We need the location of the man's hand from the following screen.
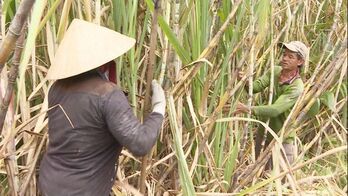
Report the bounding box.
[234,102,251,114]
[237,71,244,81]
[237,71,251,89]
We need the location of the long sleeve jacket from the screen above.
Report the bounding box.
[250,66,304,142]
[39,72,163,196]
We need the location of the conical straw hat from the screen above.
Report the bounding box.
[46,19,135,80]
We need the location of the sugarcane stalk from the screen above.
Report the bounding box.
[255,0,298,67]
[229,2,301,191]
[37,0,64,33]
[232,28,345,196]
[198,0,221,117]
[157,0,170,85]
[139,0,160,193]
[4,149,19,196]
[197,38,251,157]
[1,26,26,196]
[230,18,256,192]
[233,140,274,192]
[247,55,344,192]
[197,0,222,117]
[19,132,47,195]
[238,145,347,195]
[260,3,275,160]
[162,0,182,191]
[230,0,273,189]
[233,40,347,192]
[290,42,346,128]
[209,0,221,41]
[295,19,347,123]
[0,0,35,74]
[291,41,346,126]
[0,25,26,134]
[56,0,72,42]
[171,0,242,98]
[306,0,342,86]
[198,62,250,156]
[83,0,92,22]
[238,0,255,168]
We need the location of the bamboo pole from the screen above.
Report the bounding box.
[139,0,161,193]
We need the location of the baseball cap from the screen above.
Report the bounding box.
[278,41,309,60]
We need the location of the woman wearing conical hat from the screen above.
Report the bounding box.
[38,19,166,195]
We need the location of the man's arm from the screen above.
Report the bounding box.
[252,71,271,93]
[252,83,303,118]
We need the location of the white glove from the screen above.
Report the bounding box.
[151,80,166,116]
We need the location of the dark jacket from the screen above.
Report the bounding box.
[39,72,163,196]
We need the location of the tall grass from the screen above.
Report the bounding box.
[0,0,347,195]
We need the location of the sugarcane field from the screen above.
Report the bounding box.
[0,0,347,195]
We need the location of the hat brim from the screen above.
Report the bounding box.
[46,19,135,80]
[278,42,306,59]
[278,42,298,53]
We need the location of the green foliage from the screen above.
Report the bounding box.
[320,91,336,111]
[168,96,196,195]
[306,98,321,118]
